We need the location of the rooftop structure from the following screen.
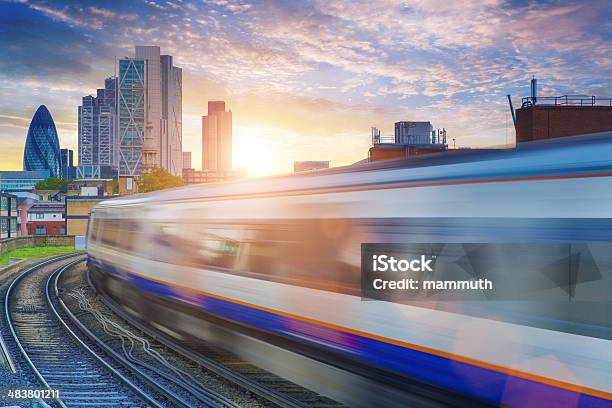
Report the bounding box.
[513,79,612,143]
[369,121,448,162]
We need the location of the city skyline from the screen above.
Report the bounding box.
[1,0,611,176]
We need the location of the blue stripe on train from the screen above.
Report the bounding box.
[90,256,610,407]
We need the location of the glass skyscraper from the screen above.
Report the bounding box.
[118,58,146,177]
[76,46,182,181]
[23,105,61,178]
[77,77,117,179]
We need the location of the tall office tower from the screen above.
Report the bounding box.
[77,77,117,179]
[60,149,76,179]
[133,46,183,176]
[117,58,146,177]
[23,105,62,178]
[182,151,192,169]
[202,101,232,171]
[135,46,161,173]
[161,55,183,175]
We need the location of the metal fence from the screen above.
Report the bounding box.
[522,95,612,107]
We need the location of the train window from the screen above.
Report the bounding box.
[101,218,121,246]
[118,220,142,252]
[186,220,361,295]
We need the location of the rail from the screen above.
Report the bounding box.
[0,253,81,374]
[89,266,310,408]
[4,254,160,407]
[58,262,240,408]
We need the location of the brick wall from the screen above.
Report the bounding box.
[0,236,75,257]
[516,106,612,143]
[26,221,65,236]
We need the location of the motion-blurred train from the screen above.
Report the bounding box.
[87,132,612,407]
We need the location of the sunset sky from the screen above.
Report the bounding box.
[1,0,610,176]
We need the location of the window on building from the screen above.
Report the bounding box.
[36,213,44,219]
[35,226,46,235]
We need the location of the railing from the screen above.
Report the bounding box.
[521,95,612,108]
[372,134,397,144]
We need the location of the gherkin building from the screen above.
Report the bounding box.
[23,105,61,178]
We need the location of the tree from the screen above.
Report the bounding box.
[136,167,184,193]
[35,177,68,190]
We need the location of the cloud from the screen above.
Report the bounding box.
[0,0,611,173]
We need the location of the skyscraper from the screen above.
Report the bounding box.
[202,101,232,172]
[161,54,183,175]
[77,77,117,179]
[182,151,192,169]
[77,46,182,184]
[135,46,160,174]
[23,105,61,178]
[117,58,146,177]
[134,46,183,176]
[60,149,76,179]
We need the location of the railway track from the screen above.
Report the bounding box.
[5,254,156,407]
[5,255,244,407]
[55,264,246,408]
[97,297,340,408]
[80,265,342,408]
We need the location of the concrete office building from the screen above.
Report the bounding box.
[132,46,183,176]
[182,151,192,169]
[160,54,183,175]
[135,46,162,174]
[202,101,232,172]
[77,77,117,179]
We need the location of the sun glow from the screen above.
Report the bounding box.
[233,125,296,177]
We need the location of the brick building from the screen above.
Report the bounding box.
[66,197,105,236]
[26,202,65,236]
[516,104,612,143]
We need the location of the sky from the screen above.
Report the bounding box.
[0,0,610,176]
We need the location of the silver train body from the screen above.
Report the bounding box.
[87,132,612,407]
